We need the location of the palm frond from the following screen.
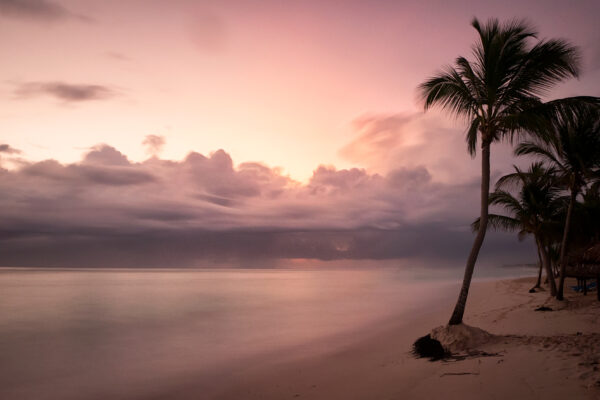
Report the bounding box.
[515,141,564,168]
[419,67,477,119]
[495,170,523,190]
[489,190,523,213]
[539,96,600,126]
[504,39,580,101]
[466,117,480,156]
[471,214,522,233]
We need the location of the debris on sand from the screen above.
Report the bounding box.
[413,334,447,360]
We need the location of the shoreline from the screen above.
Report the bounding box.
[3,272,598,399]
[208,276,600,400]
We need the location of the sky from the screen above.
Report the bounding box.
[0,0,599,268]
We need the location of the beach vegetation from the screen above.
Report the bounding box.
[419,17,582,324]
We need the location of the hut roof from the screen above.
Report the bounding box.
[583,243,600,263]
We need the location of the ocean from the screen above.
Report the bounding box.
[0,266,533,399]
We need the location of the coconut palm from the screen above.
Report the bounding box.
[515,106,600,299]
[419,18,581,324]
[473,163,564,295]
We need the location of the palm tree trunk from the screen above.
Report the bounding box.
[557,188,577,300]
[537,236,557,295]
[448,141,490,325]
[547,245,556,281]
[534,246,542,289]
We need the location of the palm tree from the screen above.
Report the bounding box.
[515,107,600,299]
[473,163,564,295]
[419,18,581,324]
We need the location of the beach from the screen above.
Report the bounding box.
[1,270,598,400]
[212,277,600,400]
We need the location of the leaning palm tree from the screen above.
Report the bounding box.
[419,18,581,324]
[515,106,600,299]
[473,163,564,295]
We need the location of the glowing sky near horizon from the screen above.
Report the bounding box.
[2,0,599,182]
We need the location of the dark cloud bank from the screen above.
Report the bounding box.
[0,143,535,268]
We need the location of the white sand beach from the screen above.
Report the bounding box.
[210,277,600,400]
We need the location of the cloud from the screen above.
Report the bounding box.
[340,113,418,163]
[21,156,156,186]
[0,0,90,22]
[0,144,22,154]
[340,112,532,185]
[142,135,166,156]
[0,144,23,168]
[387,166,431,188]
[0,144,535,268]
[13,81,117,102]
[83,144,130,165]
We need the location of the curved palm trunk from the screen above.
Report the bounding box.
[533,246,543,289]
[536,237,557,295]
[448,142,490,325]
[556,188,577,300]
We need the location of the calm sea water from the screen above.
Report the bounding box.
[0,266,533,399]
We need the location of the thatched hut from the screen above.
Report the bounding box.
[565,243,600,299]
[566,243,600,278]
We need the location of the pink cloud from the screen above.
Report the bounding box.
[340,112,533,185]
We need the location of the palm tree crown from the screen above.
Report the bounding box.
[516,107,600,193]
[485,163,563,237]
[420,18,580,154]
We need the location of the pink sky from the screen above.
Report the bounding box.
[0,0,599,267]
[2,0,599,181]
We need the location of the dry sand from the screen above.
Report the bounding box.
[206,277,600,400]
